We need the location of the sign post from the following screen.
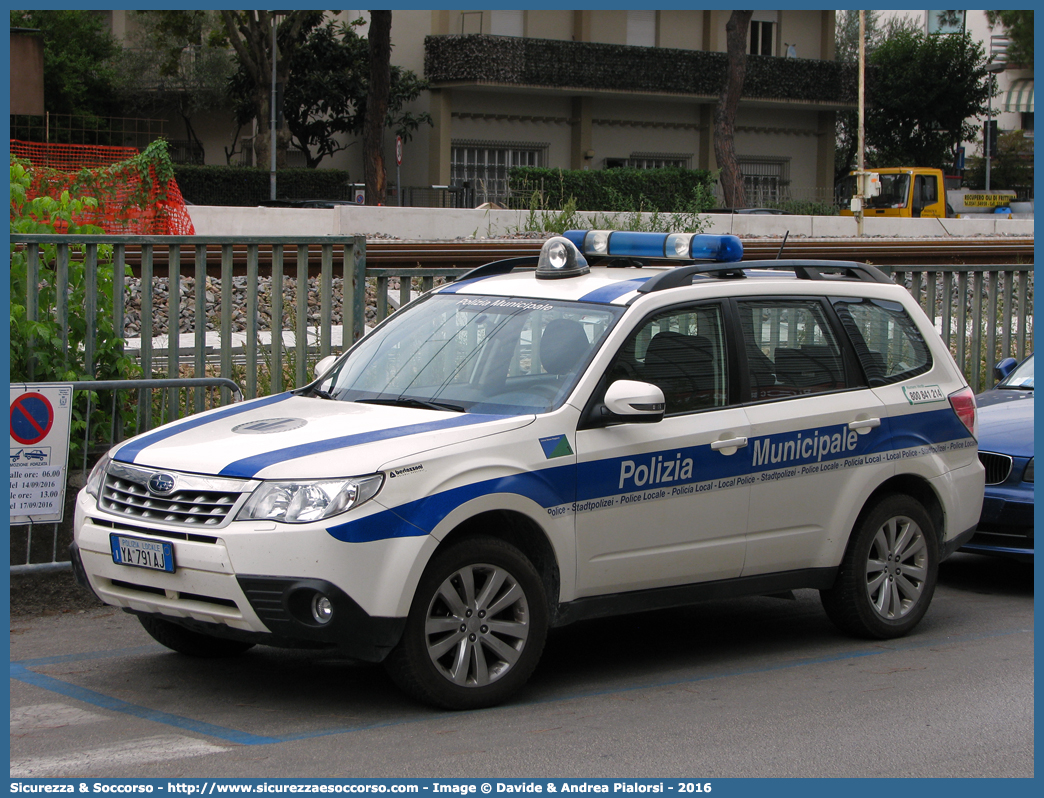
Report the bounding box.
[10,383,74,523]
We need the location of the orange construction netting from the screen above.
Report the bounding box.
[11,140,195,235]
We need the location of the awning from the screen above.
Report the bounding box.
[1004,79,1034,113]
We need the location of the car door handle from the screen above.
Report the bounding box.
[711,436,748,452]
[848,418,881,433]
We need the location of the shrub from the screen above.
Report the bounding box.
[173,164,355,206]
[508,166,715,214]
[10,158,140,459]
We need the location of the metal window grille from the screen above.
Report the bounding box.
[738,157,790,205]
[451,142,545,205]
[627,152,692,169]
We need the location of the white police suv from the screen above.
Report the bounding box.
[72,231,984,709]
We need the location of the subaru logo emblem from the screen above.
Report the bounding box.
[148,473,176,495]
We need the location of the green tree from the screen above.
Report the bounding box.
[363,10,393,204]
[114,11,234,163]
[220,10,326,169]
[713,10,753,209]
[833,11,921,181]
[9,9,122,120]
[986,10,1033,67]
[964,130,1034,191]
[282,17,431,169]
[864,29,991,172]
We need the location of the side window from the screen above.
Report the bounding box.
[832,298,932,386]
[738,299,847,401]
[608,304,728,414]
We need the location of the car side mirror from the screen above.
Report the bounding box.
[598,380,665,424]
[313,354,338,380]
[993,357,1018,382]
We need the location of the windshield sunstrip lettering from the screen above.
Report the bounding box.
[455,297,555,312]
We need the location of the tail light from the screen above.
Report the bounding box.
[948,386,977,438]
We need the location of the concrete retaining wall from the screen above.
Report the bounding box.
[186,204,1034,240]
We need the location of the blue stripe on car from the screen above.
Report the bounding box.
[327,464,575,543]
[218,414,523,478]
[325,407,975,543]
[114,392,293,464]
[578,278,652,304]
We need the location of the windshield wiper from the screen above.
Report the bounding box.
[357,396,466,413]
[311,386,338,400]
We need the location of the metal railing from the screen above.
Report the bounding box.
[882,264,1034,392]
[11,377,242,575]
[9,234,1034,573]
[11,235,1033,394]
[14,235,368,403]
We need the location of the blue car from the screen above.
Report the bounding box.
[962,354,1034,561]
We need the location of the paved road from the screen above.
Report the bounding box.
[9,553,1033,779]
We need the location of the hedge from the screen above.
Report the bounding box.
[426,35,858,105]
[173,165,354,207]
[508,166,716,213]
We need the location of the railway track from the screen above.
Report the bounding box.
[112,236,1033,276]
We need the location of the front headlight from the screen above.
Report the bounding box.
[85,452,112,499]
[237,474,384,524]
[1023,458,1034,483]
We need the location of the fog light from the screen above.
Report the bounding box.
[311,594,334,624]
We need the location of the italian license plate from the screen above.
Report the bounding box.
[110,534,175,573]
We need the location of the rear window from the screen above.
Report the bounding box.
[832,297,932,386]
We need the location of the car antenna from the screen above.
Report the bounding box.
[776,230,789,259]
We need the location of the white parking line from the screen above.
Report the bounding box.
[10,734,229,777]
[11,703,109,733]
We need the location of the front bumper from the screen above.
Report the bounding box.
[959,483,1033,562]
[72,489,431,661]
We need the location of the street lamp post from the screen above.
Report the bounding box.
[985,36,1009,193]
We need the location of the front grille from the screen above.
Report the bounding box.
[979,451,1013,485]
[98,463,255,528]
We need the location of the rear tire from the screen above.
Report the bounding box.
[821,494,938,639]
[138,615,255,658]
[384,536,548,710]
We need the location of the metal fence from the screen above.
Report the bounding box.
[9,233,1034,572]
[882,264,1034,393]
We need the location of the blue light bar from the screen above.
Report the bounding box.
[562,230,743,263]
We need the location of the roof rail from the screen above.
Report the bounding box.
[637,259,893,294]
[453,256,539,282]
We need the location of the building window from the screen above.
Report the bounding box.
[750,20,774,56]
[605,153,692,169]
[627,11,656,47]
[1022,112,1034,137]
[451,141,546,204]
[737,157,790,205]
[491,10,523,37]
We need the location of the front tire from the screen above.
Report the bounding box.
[821,494,938,639]
[138,615,255,658]
[384,536,549,710]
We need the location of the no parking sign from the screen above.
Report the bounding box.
[10,383,74,523]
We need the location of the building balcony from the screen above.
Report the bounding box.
[425,34,858,109]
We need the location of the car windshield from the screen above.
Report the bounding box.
[866,174,910,209]
[998,354,1034,390]
[310,293,623,414]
